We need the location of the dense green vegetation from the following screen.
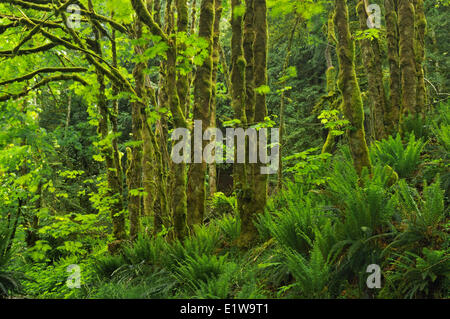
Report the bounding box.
[0,0,448,299]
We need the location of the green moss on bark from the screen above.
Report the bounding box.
[398,0,417,129]
[187,0,215,229]
[334,0,372,175]
[384,0,402,132]
[356,1,387,140]
[414,0,427,116]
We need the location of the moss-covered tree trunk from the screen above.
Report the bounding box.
[89,15,126,246]
[334,0,372,175]
[238,0,269,247]
[321,67,339,154]
[128,22,144,241]
[155,56,170,234]
[357,1,387,140]
[278,16,299,190]
[240,0,256,246]
[384,0,402,132]
[398,0,417,128]
[187,0,215,228]
[243,0,256,124]
[413,0,427,116]
[231,0,250,239]
[97,74,126,244]
[208,0,223,196]
[176,0,190,116]
[167,7,189,240]
[322,14,339,155]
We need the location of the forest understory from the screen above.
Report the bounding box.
[0,0,449,299]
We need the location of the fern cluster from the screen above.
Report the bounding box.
[370,133,426,179]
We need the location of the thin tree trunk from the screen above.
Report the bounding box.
[322,14,339,154]
[128,20,145,241]
[278,16,299,191]
[209,0,223,197]
[90,9,126,246]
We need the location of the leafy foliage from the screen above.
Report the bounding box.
[370,133,426,179]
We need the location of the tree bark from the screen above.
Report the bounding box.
[357,1,387,140]
[334,0,372,175]
[398,0,417,129]
[241,0,269,246]
[208,0,223,197]
[384,0,402,132]
[413,0,427,117]
[278,16,299,190]
[187,0,215,229]
[231,0,251,240]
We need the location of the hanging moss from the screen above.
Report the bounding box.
[334,0,372,175]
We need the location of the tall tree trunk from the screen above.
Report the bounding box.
[128,21,145,241]
[334,0,372,175]
[90,16,126,245]
[240,0,268,246]
[357,1,387,140]
[97,75,126,244]
[231,0,250,240]
[384,0,402,132]
[176,0,190,116]
[278,16,299,190]
[155,0,190,240]
[209,0,223,196]
[243,0,256,124]
[413,0,427,117]
[187,0,215,228]
[398,0,417,129]
[322,13,339,155]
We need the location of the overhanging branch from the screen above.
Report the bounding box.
[0,67,88,86]
[0,73,88,102]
